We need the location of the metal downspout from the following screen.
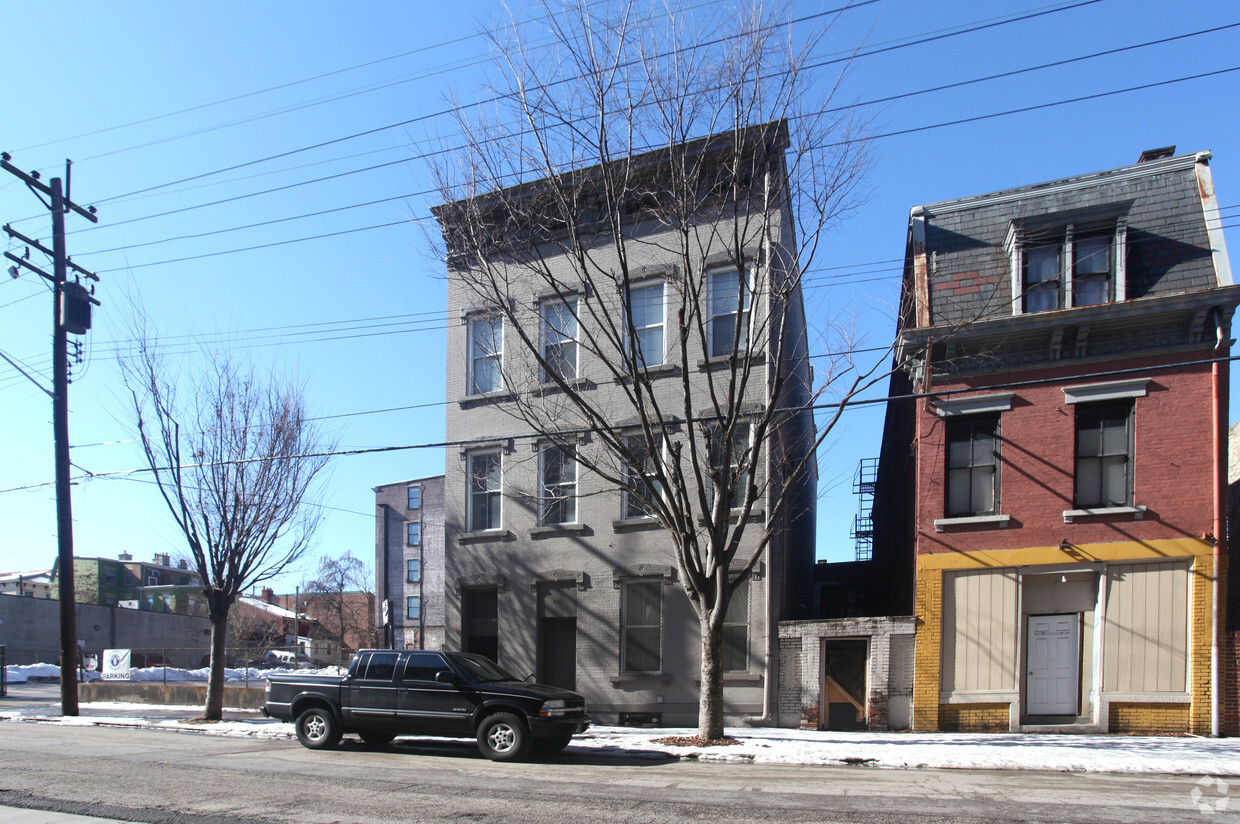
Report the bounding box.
[1212,321,1227,737]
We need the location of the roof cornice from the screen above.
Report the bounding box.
[913,152,1210,217]
[898,284,1240,346]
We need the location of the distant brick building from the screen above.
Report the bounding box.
[877,149,1238,734]
[374,475,446,651]
[50,552,202,614]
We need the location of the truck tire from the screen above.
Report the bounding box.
[295,706,342,750]
[532,733,573,756]
[358,729,395,748]
[476,712,531,762]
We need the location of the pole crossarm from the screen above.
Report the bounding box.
[0,157,98,223]
[3,224,99,281]
[4,250,54,284]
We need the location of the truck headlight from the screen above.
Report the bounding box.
[539,699,567,717]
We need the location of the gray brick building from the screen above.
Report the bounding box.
[374,475,446,651]
[434,123,817,727]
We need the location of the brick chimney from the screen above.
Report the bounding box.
[153,553,171,567]
[262,587,275,604]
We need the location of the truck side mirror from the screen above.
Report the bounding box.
[434,670,457,684]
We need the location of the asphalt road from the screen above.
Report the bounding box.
[0,719,1221,824]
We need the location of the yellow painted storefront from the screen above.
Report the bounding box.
[912,538,1218,734]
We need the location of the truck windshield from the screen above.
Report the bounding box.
[449,653,516,683]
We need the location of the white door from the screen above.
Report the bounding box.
[1026,614,1079,716]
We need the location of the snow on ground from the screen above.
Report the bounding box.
[0,699,1237,776]
[4,663,345,684]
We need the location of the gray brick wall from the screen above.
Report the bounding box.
[440,146,813,726]
[776,616,916,730]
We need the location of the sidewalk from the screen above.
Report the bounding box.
[3,682,1238,776]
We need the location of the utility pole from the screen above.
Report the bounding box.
[1,154,98,716]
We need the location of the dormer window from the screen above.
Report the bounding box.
[1072,235,1111,307]
[1009,215,1126,315]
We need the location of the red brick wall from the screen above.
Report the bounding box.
[915,353,1217,555]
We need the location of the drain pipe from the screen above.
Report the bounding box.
[1211,318,1227,738]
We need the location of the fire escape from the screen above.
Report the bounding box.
[850,458,878,562]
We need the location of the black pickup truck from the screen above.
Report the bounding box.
[264,649,590,761]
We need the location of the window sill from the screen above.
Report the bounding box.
[458,391,515,409]
[458,529,514,544]
[697,352,765,372]
[698,509,765,526]
[1062,505,1146,523]
[528,523,591,539]
[616,363,680,383]
[612,517,662,532]
[692,672,764,687]
[610,673,673,687]
[535,378,594,396]
[933,514,1011,533]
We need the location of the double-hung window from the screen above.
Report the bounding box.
[621,579,662,673]
[723,578,750,672]
[707,265,753,357]
[407,485,421,510]
[628,280,665,367]
[468,314,503,395]
[540,299,578,383]
[467,451,503,531]
[707,423,752,510]
[1072,235,1112,307]
[539,444,577,525]
[622,434,662,519]
[945,414,1000,517]
[406,522,421,546]
[1023,243,1061,313]
[1074,401,1133,508]
[407,559,421,583]
[406,596,421,621]
[1013,219,1123,314]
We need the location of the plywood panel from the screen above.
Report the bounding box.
[1103,561,1188,692]
[942,569,1018,691]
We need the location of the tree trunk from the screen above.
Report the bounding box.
[698,610,726,740]
[204,595,231,721]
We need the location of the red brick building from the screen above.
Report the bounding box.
[875,148,1239,733]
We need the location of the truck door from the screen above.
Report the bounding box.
[344,651,401,726]
[396,651,474,736]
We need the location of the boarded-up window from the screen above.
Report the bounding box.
[942,569,1019,691]
[1103,561,1188,693]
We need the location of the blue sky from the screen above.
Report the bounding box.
[1,0,1238,595]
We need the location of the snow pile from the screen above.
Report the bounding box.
[4,663,87,684]
[576,727,1240,775]
[4,662,345,684]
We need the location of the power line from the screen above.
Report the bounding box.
[4,208,1236,387]
[3,349,1234,497]
[14,0,620,158]
[37,0,1082,215]
[72,20,1236,257]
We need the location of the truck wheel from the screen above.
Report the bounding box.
[532,733,573,756]
[358,729,395,748]
[477,712,531,762]
[295,707,342,750]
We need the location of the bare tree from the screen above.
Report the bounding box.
[124,341,332,720]
[227,601,284,664]
[432,1,892,740]
[301,551,375,658]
